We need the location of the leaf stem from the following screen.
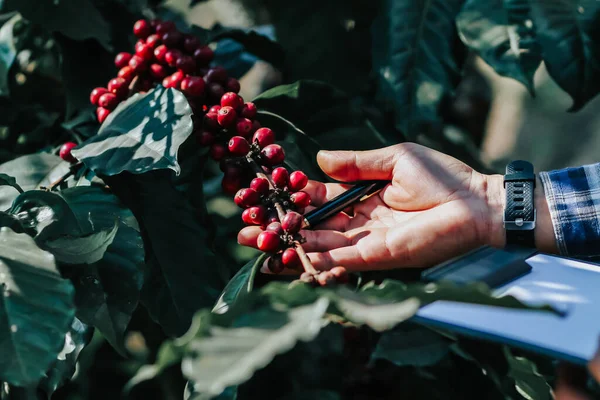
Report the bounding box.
[43,163,83,191]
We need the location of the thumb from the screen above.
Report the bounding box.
[316,145,399,182]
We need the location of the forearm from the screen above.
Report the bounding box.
[484,174,558,253]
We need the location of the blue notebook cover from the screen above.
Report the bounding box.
[414,253,600,365]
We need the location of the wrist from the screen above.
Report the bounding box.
[483,173,558,253]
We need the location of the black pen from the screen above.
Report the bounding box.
[302,180,390,229]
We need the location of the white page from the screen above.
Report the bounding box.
[415,254,600,363]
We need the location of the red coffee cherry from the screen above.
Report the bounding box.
[281,211,303,234]
[162,70,184,89]
[257,231,281,253]
[241,102,257,119]
[271,167,289,189]
[289,171,308,192]
[252,128,275,148]
[234,188,260,208]
[235,118,253,138]
[225,77,240,93]
[290,191,311,208]
[209,143,228,161]
[209,105,221,114]
[282,248,301,270]
[133,19,152,39]
[59,142,78,163]
[206,66,227,83]
[164,49,182,67]
[90,87,108,106]
[136,43,154,61]
[184,35,201,53]
[266,211,280,224]
[242,205,267,225]
[251,120,261,134]
[98,93,119,110]
[193,46,214,65]
[207,83,225,102]
[118,66,136,83]
[154,44,168,63]
[250,177,270,194]
[96,107,111,124]
[221,172,242,195]
[267,254,285,273]
[146,34,161,48]
[318,271,336,286]
[114,52,132,69]
[260,144,285,166]
[108,77,128,99]
[196,131,216,147]
[228,136,250,156]
[149,63,168,80]
[161,30,183,48]
[135,39,146,54]
[180,76,205,97]
[266,221,283,235]
[218,106,237,127]
[155,21,175,35]
[129,55,147,73]
[330,266,349,284]
[203,112,219,131]
[176,55,196,74]
[221,92,243,110]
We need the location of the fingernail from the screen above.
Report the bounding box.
[260,260,272,274]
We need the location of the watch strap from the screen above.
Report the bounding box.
[504,160,536,248]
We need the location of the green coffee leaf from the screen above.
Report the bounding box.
[72,86,194,176]
[0,13,20,97]
[0,173,23,194]
[0,228,75,386]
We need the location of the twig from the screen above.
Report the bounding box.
[43,163,83,191]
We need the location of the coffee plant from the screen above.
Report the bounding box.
[0,0,597,399]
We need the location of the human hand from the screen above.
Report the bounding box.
[555,340,600,400]
[238,142,556,272]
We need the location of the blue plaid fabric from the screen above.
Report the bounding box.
[540,164,600,258]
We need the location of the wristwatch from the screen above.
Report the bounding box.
[503,160,536,248]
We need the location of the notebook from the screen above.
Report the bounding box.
[414,250,600,365]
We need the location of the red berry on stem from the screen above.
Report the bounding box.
[176,55,196,74]
[251,120,261,134]
[108,77,128,99]
[260,144,285,166]
[266,221,283,235]
[226,77,241,93]
[210,143,227,161]
[331,266,349,284]
[241,102,257,119]
[135,39,146,54]
[257,231,281,253]
[136,43,154,61]
[90,87,108,106]
[252,128,275,148]
[196,130,216,146]
[250,177,270,194]
[133,19,152,38]
[218,106,237,127]
[207,83,225,102]
[290,191,311,208]
[118,66,136,84]
[209,105,221,114]
[154,44,168,63]
[184,35,201,53]
[194,46,214,65]
[267,254,285,273]
[221,170,242,194]
[289,171,308,192]
[266,211,280,224]
[242,206,267,225]
[221,92,243,110]
[181,76,205,97]
[156,21,175,35]
[206,66,227,83]
[236,118,253,137]
[114,52,132,69]
[162,30,183,47]
[129,55,147,73]
[59,142,78,163]
[204,112,219,131]
[282,211,303,234]
[98,93,119,110]
[149,63,168,80]
[234,188,260,208]
[146,34,161,48]
[271,167,289,188]
[282,248,301,270]
[164,49,182,68]
[96,107,111,124]
[228,136,250,156]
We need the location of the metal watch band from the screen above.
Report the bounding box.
[504,160,536,248]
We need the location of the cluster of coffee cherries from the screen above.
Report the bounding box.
[79,18,349,286]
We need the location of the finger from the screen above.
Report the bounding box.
[309,212,352,232]
[238,225,354,252]
[303,180,348,206]
[316,145,402,182]
[237,226,262,247]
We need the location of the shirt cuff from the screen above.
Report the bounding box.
[539,164,600,258]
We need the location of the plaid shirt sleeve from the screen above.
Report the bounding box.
[539,163,600,258]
